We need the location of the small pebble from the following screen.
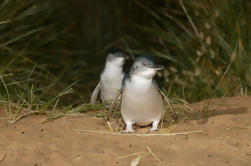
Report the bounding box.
[21,131,25,134]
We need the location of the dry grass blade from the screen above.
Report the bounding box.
[159,89,177,119]
[106,121,113,132]
[160,105,167,132]
[167,117,186,134]
[115,118,123,132]
[107,87,123,120]
[131,155,142,166]
[165,119,175,133]
[118,147,161,164]
[117,151,146,159]
[0,151,7,161]
[73,129,202,136]
[146,146,161,162]
[0,20,11,24]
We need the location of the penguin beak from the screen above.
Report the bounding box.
[151,65,164,71]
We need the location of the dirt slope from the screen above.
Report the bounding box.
[1,96,251,166]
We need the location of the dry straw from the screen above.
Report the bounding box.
[73,129,202,136]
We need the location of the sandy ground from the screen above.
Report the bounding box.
[1,95,251,166]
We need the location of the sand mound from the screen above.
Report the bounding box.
[1,96,251,166]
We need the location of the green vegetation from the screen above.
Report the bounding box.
[0,0,250,122]
[129,0,251,102]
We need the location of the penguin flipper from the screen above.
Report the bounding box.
[90,82,101,104]
[159,88,177,120]
[107,87,123,120]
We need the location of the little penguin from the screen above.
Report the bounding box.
[90,49,129,104]
[120,56,164,133]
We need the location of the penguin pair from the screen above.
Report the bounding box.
[91,50,166,133]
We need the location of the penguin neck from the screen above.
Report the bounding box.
[103,62,123,76]
[130,75,153,89]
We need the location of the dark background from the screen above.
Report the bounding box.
[0,0,250,108]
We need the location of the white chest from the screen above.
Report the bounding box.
[125,75,153,95]
[121,76,164,125]
[101,67,124,86]
[100,65,124,101]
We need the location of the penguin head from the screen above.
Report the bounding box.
[130,56,164,79]
[106,49,129,67]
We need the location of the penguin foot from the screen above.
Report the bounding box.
[150,121,159,132]
[123,121,134,133]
